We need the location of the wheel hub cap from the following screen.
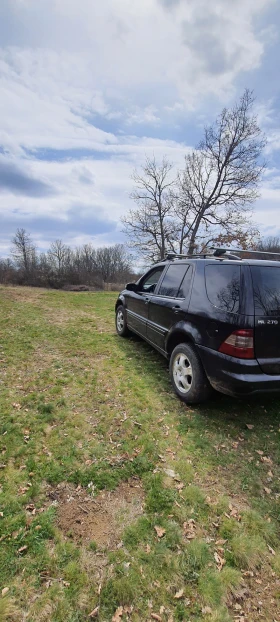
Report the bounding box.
[173,353,193,394]
[117,310,124,332]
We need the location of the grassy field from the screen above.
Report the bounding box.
[1,286,280,622]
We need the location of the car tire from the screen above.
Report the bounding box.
[170,343,212,404]
[116,305,130,337]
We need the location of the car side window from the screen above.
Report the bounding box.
[157,264,189,297]
[139,267,165,293]
[177,266,192,298]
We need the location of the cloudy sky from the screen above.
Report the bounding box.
[0,0,280,257]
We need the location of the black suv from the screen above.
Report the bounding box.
[115,249,280,404]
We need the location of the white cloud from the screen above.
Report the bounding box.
[0,0,276,154]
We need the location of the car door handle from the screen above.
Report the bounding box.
[172,305,181,313]
[144,297,149,304]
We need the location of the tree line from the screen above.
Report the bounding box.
[0,229,135,289]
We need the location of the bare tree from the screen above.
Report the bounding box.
[122,156,177,261]
[0,258,15,285]
[255,236,280,261]
[257,236,280,253]
[176,90,265,254]
[95,244,132,283]
[11,228,36,273]
[48,240,70,274]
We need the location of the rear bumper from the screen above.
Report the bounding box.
[197,345,280,397]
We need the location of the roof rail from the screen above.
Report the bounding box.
[211,247,280,258]
[162,247,280,263]
[164,250,241,261]
[164,251,211,260]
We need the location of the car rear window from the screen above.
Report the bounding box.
[157,263,189,297]
[205,264,241,313]
[251,266,280,316]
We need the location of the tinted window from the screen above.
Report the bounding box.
[251,266,280,316]
[158,264,188,297]
[205,264,241,313]
[139,267,164,293]
[178,266,193,299]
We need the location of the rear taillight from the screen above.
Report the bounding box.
[219,329,254,359]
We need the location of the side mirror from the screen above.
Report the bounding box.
[126,282,138,292]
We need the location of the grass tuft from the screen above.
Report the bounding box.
[231,534,267,569]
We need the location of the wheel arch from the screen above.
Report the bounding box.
[115,297,125,311]
[166,330,195,357]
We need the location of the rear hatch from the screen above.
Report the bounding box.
[251,265,280,374]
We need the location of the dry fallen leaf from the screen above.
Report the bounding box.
[26,504,35,511]
[17,545,28,555]
[1,587,9,597]
[112,606,123,622]
[174,589,184,599]
[89,606,99,618]
[268,544,276,556]
[183,518,196,540]
[246,424,254,430]
[202,606,212,615]
[214,551,226,571]
[151,615,162,622]
[18,486,29,495]
[186,531,196,540]
[261,456,273,465]
[146,544,151,553]
[264,487,272,495]
[154,526,166,538]
[175,482,184,491]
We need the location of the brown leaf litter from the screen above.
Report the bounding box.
[47,479,144,547]
[227,562,280,621]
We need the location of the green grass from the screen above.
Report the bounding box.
[1,285,280,621]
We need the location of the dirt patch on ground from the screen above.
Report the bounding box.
[48,479,145,547]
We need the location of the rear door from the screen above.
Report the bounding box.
[147,263,193,351]
[251,264,280,374]
[126,266,165,337]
